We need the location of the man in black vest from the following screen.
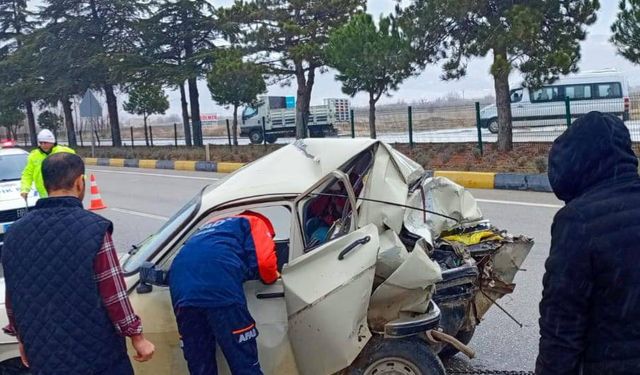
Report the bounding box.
[2,153,154,375]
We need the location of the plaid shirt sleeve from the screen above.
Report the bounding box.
[94,232,143,337]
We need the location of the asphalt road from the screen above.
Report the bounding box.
[82,166,562,372]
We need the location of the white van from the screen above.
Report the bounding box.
[480,69,631,133]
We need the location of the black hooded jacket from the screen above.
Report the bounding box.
[536,112,640,375]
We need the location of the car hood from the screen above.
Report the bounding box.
[481,104,496,113]
[0,181,37,208]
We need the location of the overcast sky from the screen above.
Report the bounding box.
[29,1,637,118]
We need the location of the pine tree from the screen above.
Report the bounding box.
[40,0,150,147]
[402,0,600,151]
[220,0,365,138]
[0,0,38,145]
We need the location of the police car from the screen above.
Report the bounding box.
[0,147,37,248]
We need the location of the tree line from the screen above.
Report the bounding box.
[1,0,639,151]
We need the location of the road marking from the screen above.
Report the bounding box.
[110,208,169,221]
[87,168,220,181]
[476,198,563,209]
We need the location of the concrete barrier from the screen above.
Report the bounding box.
[434,171,495,189]
[174,161,197,171]
[495,173,528,191]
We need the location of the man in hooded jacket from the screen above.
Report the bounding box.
[536,111,640,375]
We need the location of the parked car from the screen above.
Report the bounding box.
[0,147,38,374]
[0,148,38,250]
[0,139,533,375]
[480,68,631,133]
[0,141,17,149]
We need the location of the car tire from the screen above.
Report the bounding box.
[347,337,446,375]
[249,129,264,144]
[438,327,476,359]
[265,134,278,144]
[488,119,499,134]
[0,358,30,375]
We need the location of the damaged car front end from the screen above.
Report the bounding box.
[128,139,533,375]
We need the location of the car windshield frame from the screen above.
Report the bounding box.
[0,153,28,181]
[122,189,202,275]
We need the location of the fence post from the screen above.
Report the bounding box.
[408,106,414,148]
[79,131,84,147]
[129,127,134,149]
[475,102,484,156]
[350,109,355,138]
[226,119,232,148]
[174,123,178,147]
[205,144,210,161]
[262,117,267,147]
[150,126,154,147]
[565,96,572,127]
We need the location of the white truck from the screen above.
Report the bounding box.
[240,96,350,144]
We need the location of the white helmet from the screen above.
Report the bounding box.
[37,129,55,143]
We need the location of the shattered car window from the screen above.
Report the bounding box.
[302,178,354,251]
[343,150,374,200]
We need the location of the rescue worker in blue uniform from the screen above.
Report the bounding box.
[169,211,278,375]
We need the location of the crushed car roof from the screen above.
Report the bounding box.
[201,138,423,209]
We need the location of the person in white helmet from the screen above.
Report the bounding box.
[20,129,75,199]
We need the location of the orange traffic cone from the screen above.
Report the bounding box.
[88,174,107,211]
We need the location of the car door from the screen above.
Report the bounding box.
[200,204,299,375]
[509,88,526,128]
[527,86,564,127]
[282,171,381,375]
[128,202,298,375]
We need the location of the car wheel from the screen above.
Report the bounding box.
[347,337,445,375]
[487,119,499,134]
[438,327,476,359]
[265,134,278,144]
[0,358,30,375]
[249,130,264,144]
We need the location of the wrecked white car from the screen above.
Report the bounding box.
[0,139,533,375]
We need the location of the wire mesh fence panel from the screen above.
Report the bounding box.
[349,107,377,139]
[410,104,478,144]
[626,93,640,142]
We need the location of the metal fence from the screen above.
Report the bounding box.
[345,94,640,147]
[13,93,640,150]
